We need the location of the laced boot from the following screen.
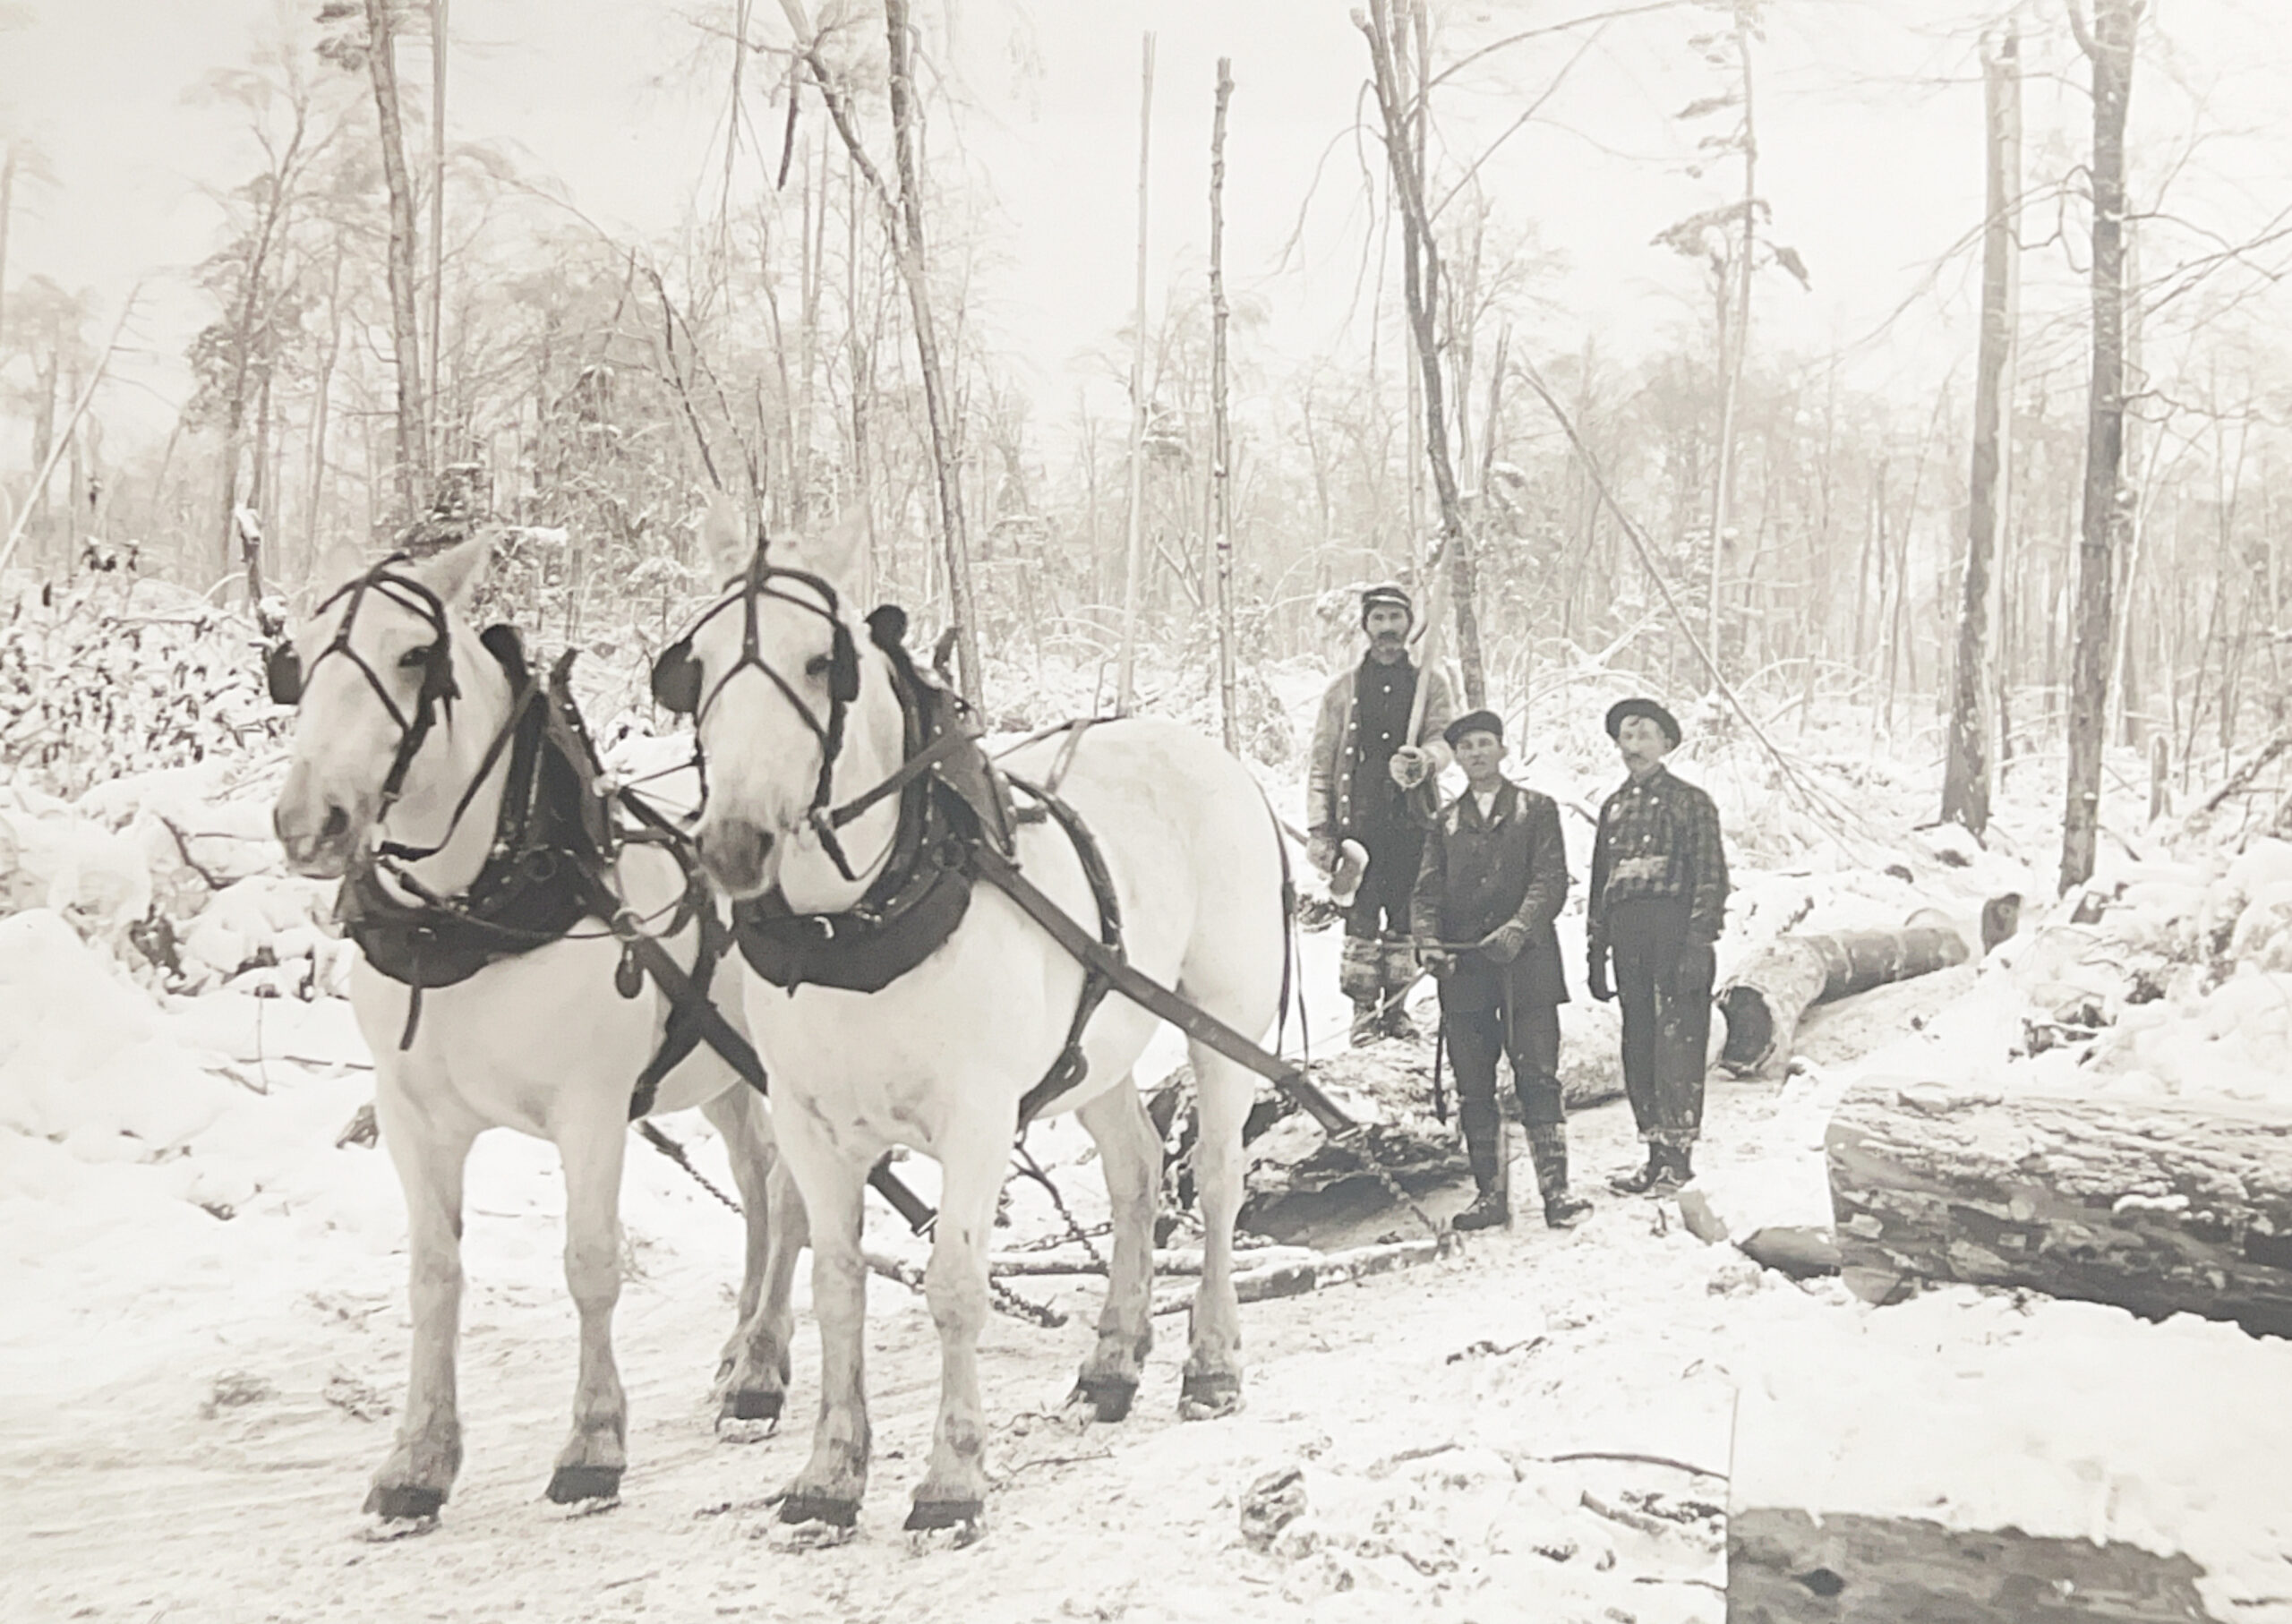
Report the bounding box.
[1378,1001,1421,1042]
[1349,1000,1384,1047]
[1609,1144,1667,1195]
[1453,1185,1509,1231]
[1527,1124,1590,1229]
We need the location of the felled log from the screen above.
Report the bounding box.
[1718,914,1971,1077]
[1148,1236,1444,1317]
[1730,1509,2217,1623]
[1826,1078,2292,1338]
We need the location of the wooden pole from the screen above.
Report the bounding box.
[1116,32,1155,717]
[1210,58,1237,754]
[1943,26,2020,835]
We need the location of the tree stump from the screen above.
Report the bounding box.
[1826,1078,2292,1338]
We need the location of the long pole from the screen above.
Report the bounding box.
[1210,58,1236,753]
[1115,32,1155,716]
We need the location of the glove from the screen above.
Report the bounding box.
[1420,947,1456,977]
[1388,746,1429,790]
[1306,829,1339,876]
[1586,943,1615,1002]
[1478,921,1530,965]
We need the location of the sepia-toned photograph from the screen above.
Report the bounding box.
[2,2,2288,1620]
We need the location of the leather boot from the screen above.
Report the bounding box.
[1340,937,1383,1047]
[1609,1143,1667,1195]
[1454,1185,1509,1231]
[1379,940,1422,1040]
[1527,1124,1590,1228]
[1349,999,1383,1047]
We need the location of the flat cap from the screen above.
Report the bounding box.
[1604,697,1681,748]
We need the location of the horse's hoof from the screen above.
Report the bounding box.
[363,1483,445,1522]
[545,1465,623,1505]
[779,1492,860,1528]
[903,1497,984,1534]
[1069,1376,1138,1424]
[1178,1372,1243,1420]
[719,1389,783,1424]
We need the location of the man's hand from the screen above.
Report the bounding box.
[1586,942,1615,1002]
[1478,921,1530,965]
[1420,946,1456,977]
[1388,745,1429,790]
[1306,828,1339,875]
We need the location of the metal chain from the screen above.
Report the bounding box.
[1013,1137,1108,1273]
[637,1120,744,1216]
[636,1120,1070,1328]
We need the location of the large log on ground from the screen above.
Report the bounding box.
[1718,915,1971,1077]
[1826,1078,2292,1338]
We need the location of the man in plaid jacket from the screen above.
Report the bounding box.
[1586,697,1729,1194]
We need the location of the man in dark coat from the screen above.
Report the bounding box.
[1412,710,1591,1231]
[1307,583,1456,1045]
[1585,697,1730,1195]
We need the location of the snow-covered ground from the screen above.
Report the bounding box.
[4,665,2291,1622]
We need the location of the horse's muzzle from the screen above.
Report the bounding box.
[697,817,776,898]
[273,776,359,878]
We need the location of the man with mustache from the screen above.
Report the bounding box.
[1586,697,1730,1195]
[1306,582,1455,1045]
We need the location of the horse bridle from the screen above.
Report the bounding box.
[269,556,532,865]
[652,546,936,886]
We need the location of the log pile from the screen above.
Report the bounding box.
[1826,1077,2292,1338]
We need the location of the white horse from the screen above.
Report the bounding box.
[271,535,807,1522]
[668,510,1285,1535]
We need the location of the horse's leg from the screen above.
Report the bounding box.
[904,1108,1010,1533]
[1068,1077,1159,1423]
[546,1107,631,1504]
[1180,1045,1253,1418]
[699,1083,807,1423]
[367,1090,479,1520]
[775,1107,872,1527]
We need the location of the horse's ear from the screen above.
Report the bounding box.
[790,507,871,600]
[312,542,367,598]
[417,532,495,611]
[698,491,752,579]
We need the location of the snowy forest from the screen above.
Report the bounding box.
[5,1,2292,1621]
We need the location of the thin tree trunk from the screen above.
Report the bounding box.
[0,144,15,356]
[2060,0,2139,893]
[1943,27,2020,834]
[1116,31,1155,715]
[304,245,346,583]
[365,0,430,525]
[1358,0,1486,706]
[1210,57,1237,754]
[1706,18,1757,682]
[428,0,449,476]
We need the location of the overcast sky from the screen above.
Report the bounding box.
[4,0,2290,459]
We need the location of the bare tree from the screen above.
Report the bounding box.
[321,0,430,525]
[1943,25,2021,835]
[1356,0,1486,706]
[2060,0,2142,893]
[1210,58,1237,753]
[779,0,982,707]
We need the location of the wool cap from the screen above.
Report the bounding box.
[1359,582,1415,627]
[1604,697,1681,748]
[1443,708,1504,748]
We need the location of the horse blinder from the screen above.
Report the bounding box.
[266,643,304,706]
[829,623,860,705]
[652,640,702,715]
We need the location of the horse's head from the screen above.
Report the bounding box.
[658,499,879,899]
[270,535,496,879]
